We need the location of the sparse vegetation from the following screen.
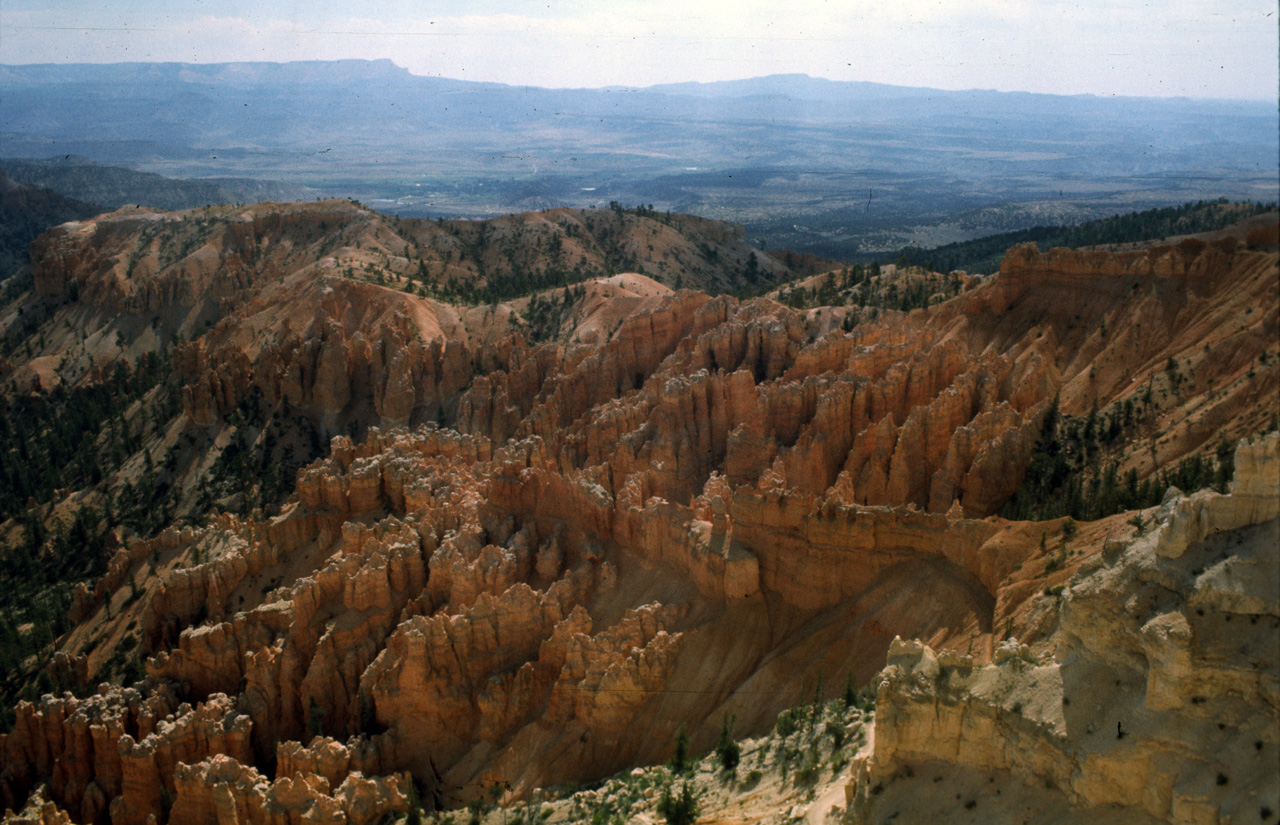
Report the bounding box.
[513,693,870,825]
[775,262,968,312]
[716,712,741,772]
[521,285,586,342]
[0,349,189,715]
[1001,393,1242,522]
[0,351,174,518]
[1,167,1274,819]
[656,782,698,825]
[892,199,1277,275]
[669,723,691,775]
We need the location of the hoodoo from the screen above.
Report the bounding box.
[1,202,1276,823]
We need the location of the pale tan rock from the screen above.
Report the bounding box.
[849,439,1280,825]
[2,784,73,825]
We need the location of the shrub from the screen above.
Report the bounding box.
[657,782,698,825]
[715,713,741,772]
[825,720,846,749]
[405,780,423,825]
[794,750,822,786]
[775,709,798,738]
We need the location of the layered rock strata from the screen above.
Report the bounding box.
[848,433,1280,824]
[1,205,1276,823]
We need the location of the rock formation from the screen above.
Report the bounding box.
[847,433,1280,823]
[0,203,1276,823]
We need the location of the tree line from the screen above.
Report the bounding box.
[1001,392,1239,523]
[895,199,1277,275]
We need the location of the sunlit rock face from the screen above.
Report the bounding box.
[2,203,1276,823]
[848,433,1280,825]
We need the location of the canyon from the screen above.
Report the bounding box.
[0,202,1276,824]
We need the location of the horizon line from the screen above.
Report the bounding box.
[1,58,1274,105]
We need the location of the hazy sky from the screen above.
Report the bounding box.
[2,0,1276,99]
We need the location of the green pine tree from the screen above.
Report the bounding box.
[669,724,690,774]
[716,713,740,772]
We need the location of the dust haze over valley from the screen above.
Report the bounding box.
[0,3,1278,825]
[1,61,1276,259]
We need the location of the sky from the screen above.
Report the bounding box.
[1,0,1277,99]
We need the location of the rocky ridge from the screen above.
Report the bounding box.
[0,204,1276,823]
[848,432,1279,824]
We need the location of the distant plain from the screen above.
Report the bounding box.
[2,60,1275,263]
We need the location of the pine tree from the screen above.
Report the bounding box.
[308,698,326,738]
[657,782,699,825]
[358,691,377,735]
[669,724,690,774]
[404,776,425,825]
[1214,436,1235,492]
[715,713,740,772]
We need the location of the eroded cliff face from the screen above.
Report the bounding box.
[848,433,1280,824]
[1,205,1276,824]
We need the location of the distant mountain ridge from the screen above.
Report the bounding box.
[3,59,1271,153]
[2,62,1269,146]
[3,61,1269,105]
[642,71,1273,111]
[1,60,1273,254]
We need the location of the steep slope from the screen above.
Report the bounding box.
[0,173,101,281]
[356,438,1276,825]
[0,204,1275,824]
[847,433,1279,824]
[0,201,792,731]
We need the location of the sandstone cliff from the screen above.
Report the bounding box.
[847,432,1280,824]
[1,205,1276,824]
